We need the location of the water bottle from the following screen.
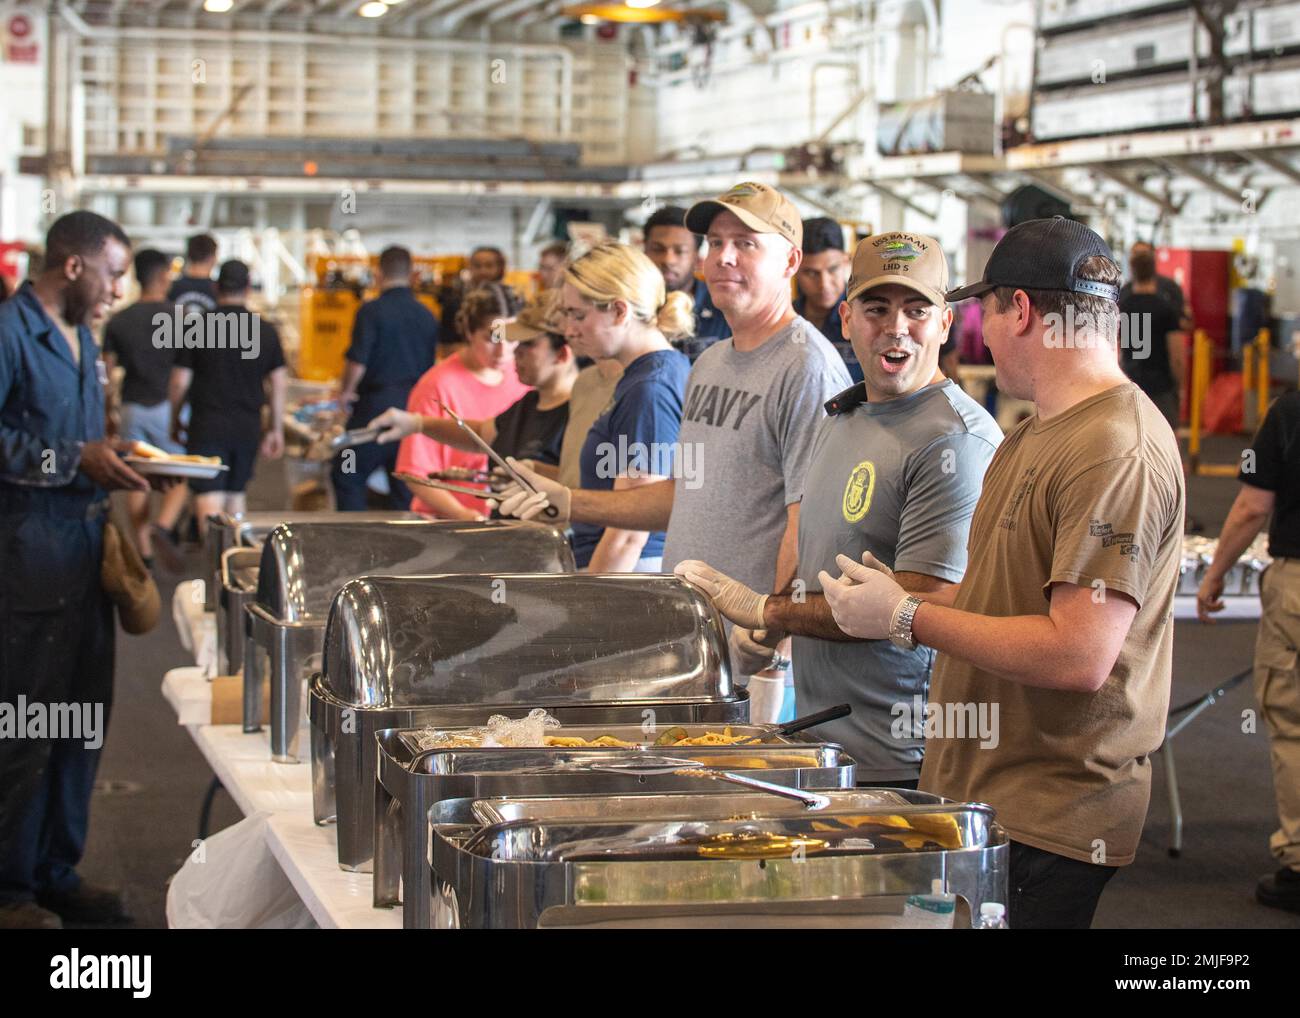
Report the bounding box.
[975,902,1009,928]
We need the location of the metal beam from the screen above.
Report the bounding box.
[1245,150,1300,187]
[1152,156,1244,204]
[443,0,507,32]
[486,0,544,23]
[859,181,938,221]
[1091,166,1182,217]
[786,186,856,222]
[1017,170,1097,210]
[911,176,1003,211]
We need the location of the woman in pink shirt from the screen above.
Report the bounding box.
[395,287,531,517]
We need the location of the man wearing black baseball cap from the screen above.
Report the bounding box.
[818,218,1186,928]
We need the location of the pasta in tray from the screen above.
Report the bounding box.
[413,718,765,751]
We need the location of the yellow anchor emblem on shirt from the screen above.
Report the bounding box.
[842,461,876,523]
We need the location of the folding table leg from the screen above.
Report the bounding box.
[1162,740,1183,858]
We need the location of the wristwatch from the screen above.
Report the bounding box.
[769,652,792,672]
[888,595,924,651]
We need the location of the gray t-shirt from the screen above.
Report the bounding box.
[794,379,1002,782]
[662,317,851,598]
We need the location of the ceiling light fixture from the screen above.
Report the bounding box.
[203,0,234,13]
[359,1,388,16]
[625,0,661,8]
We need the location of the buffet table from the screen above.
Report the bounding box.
[161,668,400,929]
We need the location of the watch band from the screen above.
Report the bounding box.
[888,595,923,651]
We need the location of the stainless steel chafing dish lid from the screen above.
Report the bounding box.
[215,509,423,542]
[255,519,575,623]
[408,744,842,776]
[459,804,999,861]
[470,788,921,825]
[322,574,734,709]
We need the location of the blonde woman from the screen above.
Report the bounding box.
[560,242,693,571]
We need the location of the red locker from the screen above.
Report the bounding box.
[1155,247,1231,347]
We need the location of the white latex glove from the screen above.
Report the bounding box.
[489,458,537,487]
[369,407,421,444]
[494,457,571,523]
[857,550,895,579]
[818,552,911,640]
[729,626,785,676]
[674,559,768,630]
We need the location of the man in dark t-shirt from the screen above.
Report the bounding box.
[643,205,730,363]
[1118,241,1188,326]
[1119,244,1185,428]
[103,247,188,566]
[333,246,438,510]
[1198,377,1300,914]
[168,259,287,536]
[166,233,219,318]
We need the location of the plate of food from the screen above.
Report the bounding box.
[124,441,229,480]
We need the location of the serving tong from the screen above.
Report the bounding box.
[575,755,831,810]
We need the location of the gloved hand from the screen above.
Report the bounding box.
[494,457,572,523]
[674,560,768,630]
[729,626,785,676]
[369,407,422,444]
[489,458,537,486]
[856,550,895,579]
[818,552,911,640]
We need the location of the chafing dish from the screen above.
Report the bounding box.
[218,547,261,676]
[316,572,750,879]
[205,510,421,613]
[375,732,852,928]
[431,797,1007,928]
[246,519,575,761]
[1180,535,1272,597]
[470,787,913,825]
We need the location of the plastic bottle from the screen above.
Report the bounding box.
[905,878,957,925]
[975,902,1009,928]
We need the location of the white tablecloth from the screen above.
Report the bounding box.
[161,674,401,929]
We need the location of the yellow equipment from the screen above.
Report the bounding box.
[296,254,464,381]
[1188,328,1271,477]
[296,255,541,382]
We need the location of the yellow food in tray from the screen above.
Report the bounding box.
[544,734,640,749]
[686,754,821,770]
[809,813,966,850]
[668,727,753,747]
[542,726,755,750]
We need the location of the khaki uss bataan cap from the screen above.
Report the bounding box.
[685,181,803,250]
[846,232,949,307]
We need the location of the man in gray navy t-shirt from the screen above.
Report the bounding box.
[496,184,848,682]
[676,232,1001,784]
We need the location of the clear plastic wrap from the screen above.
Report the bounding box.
[412,708,562,751]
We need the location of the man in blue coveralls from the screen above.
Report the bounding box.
[0,211,162,929]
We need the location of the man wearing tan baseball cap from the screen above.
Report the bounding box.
[493,180,851,722]
[673,231,1002,786]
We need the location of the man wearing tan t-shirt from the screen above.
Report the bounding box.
[819,218,1185,929]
